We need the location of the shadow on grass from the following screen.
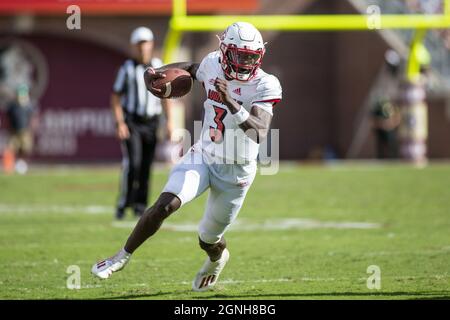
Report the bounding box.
[407,296,450,300]
[96,290,189,300]
[97,290,450,300]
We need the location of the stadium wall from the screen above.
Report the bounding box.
[0,0,449,162]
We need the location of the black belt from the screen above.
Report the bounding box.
[126,114,159,124]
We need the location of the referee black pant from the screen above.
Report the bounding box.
[117,115,159,215]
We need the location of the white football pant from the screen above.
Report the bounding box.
[163,144,257,244]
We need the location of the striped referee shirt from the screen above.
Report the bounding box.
[113,58,163,118]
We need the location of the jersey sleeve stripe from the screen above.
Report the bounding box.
[253,98,281,106]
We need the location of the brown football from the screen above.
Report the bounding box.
[148,68,193,99]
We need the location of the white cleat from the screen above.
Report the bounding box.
[91,249,131,280]
[192,248,230,292]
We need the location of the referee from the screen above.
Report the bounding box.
[111,26,174,220]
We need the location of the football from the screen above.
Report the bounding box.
[148,68,193,99]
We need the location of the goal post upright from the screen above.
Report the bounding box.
[161,0,450,164]
[163,0,450,77]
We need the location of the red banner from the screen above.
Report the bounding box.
[0,0,259,15]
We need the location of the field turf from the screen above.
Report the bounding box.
[0,163,449,299]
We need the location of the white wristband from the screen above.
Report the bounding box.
[233,106,250,124]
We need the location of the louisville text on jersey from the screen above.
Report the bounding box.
[207,89,243,106]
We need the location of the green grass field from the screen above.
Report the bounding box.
[0,163,449,300]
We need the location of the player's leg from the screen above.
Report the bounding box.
[124,147,211,253]
[192,163,256,291]
[124,192,180,253]
[192,187,246,291]
[14,106,34,174]
[92,192,180,279]
[116,125,141,219]
[199,236,227,262]
[92,146,210,279]
[134,121,158,216]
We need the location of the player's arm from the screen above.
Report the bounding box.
[239,106,272,143]
[144,63,200,93]
[111,93,130,140]
[111,64,130,140]
[214,78,272,142]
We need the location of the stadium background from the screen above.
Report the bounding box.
[1,0,449,163]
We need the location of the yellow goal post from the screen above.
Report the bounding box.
[162,0,450,81]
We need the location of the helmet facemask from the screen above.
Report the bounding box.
[220,42,265,81]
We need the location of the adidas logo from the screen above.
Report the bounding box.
[97,260,106,268]
[233,88,241,95]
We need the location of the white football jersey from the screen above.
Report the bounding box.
[195,51,282,163]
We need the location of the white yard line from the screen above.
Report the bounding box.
[0,203,382,230]
[0,204,112,215]
[113,218,381,231]
[0,204,381,231]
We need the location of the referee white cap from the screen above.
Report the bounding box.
[130,27,154,44]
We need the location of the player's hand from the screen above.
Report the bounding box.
[116,121,130,140]
[144,67,166,93]
[214,78,234,107]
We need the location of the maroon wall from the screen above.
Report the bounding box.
[333,30,389,158]
[0,33,127,162]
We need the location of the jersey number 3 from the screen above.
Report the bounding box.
[209,106,227,143]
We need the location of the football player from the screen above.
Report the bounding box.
[92,22,282,291]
